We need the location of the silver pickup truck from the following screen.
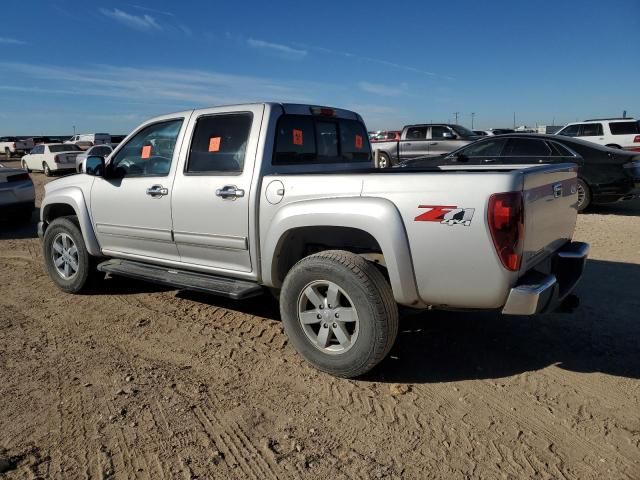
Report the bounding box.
[38,103,588,378]
[372,123,479,167]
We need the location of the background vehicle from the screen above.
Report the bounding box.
[1,136,34,158]
[65,133,111,150]
[75,144,113,173]
[0,164,35,222]
[39,103,587,378]
[372,123,479,167]
[487,128,516,135]
[473,130,489,136]
[21,143,84,176]
[399,134,640,211]
[110,134,127,147]
[370,130,401,142]
[556,118,640,151]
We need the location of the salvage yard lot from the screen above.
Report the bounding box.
[1,162,639,479]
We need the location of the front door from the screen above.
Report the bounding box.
[90,117,187,261]
[170,105,264,273]
[399,126,428,160]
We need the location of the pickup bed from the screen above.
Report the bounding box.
[38,103,588,377]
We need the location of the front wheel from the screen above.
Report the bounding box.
[43,216,94,293]
[43,162,52,176]
[576,178,591,212]
[378,152,391,168]
[21,160,31,173]
[280,250,398,378]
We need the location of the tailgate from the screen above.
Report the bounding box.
[520,163,578,272]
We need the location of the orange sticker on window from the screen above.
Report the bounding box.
[208,136,221,152]
[293,129,304,146]
[141,145,152,159]
[355,135,363,149]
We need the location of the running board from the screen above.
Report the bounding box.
[97,259,264,300]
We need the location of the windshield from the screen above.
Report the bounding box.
[451,125,477,137]
[49,144,82,152]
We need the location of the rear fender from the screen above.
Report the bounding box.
[261,197,420,306]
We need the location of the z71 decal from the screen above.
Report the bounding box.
[415,205,475,226]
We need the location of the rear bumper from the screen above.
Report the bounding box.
[502,241,589,315]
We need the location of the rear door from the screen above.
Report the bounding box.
[399,126,428,160]
[577,123,604,144]
[170,105,264,273]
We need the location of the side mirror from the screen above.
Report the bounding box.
[442,132,456,139]
[85,155,105,176]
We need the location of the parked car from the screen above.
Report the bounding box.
[487,129,516,135]
[398,134,640,211]
[0,136,34,158]
[556,118,640,151]
[38,102,588,378]
[29,136,61,146]
[372,123,479,167]
[21,143,84,176]
[110,135,127,147]
[370,130,401,142]
[65,133,111,150]
[75,144,113,173]
[473,130,489,136]
[0,164,35,222]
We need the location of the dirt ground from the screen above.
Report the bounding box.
[1,161,639,479]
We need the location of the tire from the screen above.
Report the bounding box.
[378,152,391,169]
[4,148,11,159]
[21,160,31,173]
[43,216,94,293]
[576,178,591,212]
[43,162,51,176]
[280,250,399,378]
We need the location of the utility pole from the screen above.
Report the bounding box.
[453,112,460,124]
[513,112,516,129]
[471,112,475,129]
[73,125,76,135]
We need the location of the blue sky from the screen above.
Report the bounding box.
[0,0,638,135]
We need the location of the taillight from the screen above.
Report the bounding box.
[487,192,524,271]
[12,142,16,148]
[54,154,61,163]
[633,135,640,143]
[311,107,336,117]
[7,172,30,182]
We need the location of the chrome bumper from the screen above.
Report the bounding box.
[502,241,589,315]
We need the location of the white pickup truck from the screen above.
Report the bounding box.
[38,103,588,377]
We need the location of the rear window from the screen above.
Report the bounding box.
[609,121,639,135]
[273,115,370,165]
[49,144,82,152]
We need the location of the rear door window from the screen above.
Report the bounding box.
[503,139,552,156]
[273,115,370,165]
[186,113,253,174]
[579,123,603,136]
[405,126,427,139]
[609,121,640,135]
[457,138,507,157]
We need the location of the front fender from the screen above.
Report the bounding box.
[41,186,101,256]
[261,197,420,306]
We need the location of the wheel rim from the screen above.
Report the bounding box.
[297,280,359,355]
[577,183,586,208]
[51,232,79,280]
[379,155,388,168]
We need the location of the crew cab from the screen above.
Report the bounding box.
[371,123,479,167]
[38,103,588,378]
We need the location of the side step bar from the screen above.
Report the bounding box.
[97,259,264,300]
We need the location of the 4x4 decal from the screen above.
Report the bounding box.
[415,205,475,226]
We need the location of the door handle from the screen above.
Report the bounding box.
[429,142,438,145]
[483,158,496,163]
[146,185,168,197]
[216,185,245,200]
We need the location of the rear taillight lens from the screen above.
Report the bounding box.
[7,172,30,182]
[54,154,61,163]
[633,135,640,143]
[12,142,16,148]
[487,192,524,271]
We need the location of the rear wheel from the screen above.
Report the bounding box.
[43,162,51,176]
[378,152,391,168]
[4,148,11,159]
[576,178,591,212]
[43,216,96,293]
[280,250,398,378]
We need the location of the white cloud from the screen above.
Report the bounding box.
[99,8,161,31]
[0,37,26,45]
[129,4,175,17]
[358,81,409,96]
[247,38,307,60]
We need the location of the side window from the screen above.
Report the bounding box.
[558,125,580,137]
[504,139,552,156]
[186,113,252,174]
[431,126,449,139]
[549,142,575,157]
[458,138,507,157]
[579,123,603,136]
[609,121,640,135]
[35,145,44,154]
[340,119,370,162]
[405,127,427,139]
[109,119,183,178]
